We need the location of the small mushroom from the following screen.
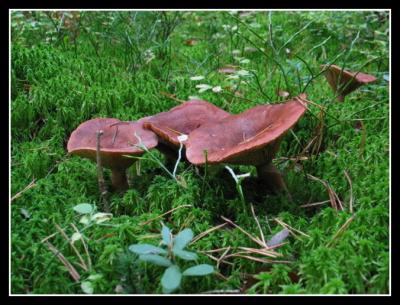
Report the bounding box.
[67,118,158,191]
[142,100,230,162]
[185,96,309,194]
[321,64,377,102]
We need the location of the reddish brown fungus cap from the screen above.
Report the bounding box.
[185,96,308,166]
[142,100,230,147]
[321,64,377,98]
[67,118,158,170]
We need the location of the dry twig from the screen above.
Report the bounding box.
[55,224,88,272]
[96,130,110,212]
[274,218,310,238]
[44,241,80,282]
[11,179,36,202]
[327,215,355,247]
[139,205,192,226]
[307,174,343,211]
[221,216,265,248]
[71,223,92,271]
[344,170,354,213]
[190,222,227,245]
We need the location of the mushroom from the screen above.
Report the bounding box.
[142,99,230,162]
[67,118,158,191]
[185,95,309,194]
[321,64,377,102]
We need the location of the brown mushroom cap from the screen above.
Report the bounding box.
[67,118,158,170]
[321,64,377,98]
[185,96,308,166]
[142,100,230,148]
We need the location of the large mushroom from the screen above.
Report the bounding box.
[185,95,309,194]
[142,99,230,162]
[321,64,377,102]
[67,118,158,191]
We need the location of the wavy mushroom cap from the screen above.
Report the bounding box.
[142,100,230,147]
[321,64,377,96]
[185,96,308,166]
[67,118,158,170]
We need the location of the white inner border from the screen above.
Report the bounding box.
[9,8,391,297]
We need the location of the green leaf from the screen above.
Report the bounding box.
[81,281,94,294]
[173,228,193,250]
[139,254,172,266]
[161,224,172,245]
[129,244,167,255]
[182,264,214,276]
[73,203,93,214]
[161,265,182,293]
[173,249,198,261]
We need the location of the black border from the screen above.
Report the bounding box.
[5,2,397,304]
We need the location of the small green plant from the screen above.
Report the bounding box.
[225,165,251,215]
[128,224,214,293]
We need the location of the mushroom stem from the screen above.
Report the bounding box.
[110,168,129,191]
[256,162,291,198]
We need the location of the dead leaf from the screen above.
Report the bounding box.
[185,39,198,46]
[277,90,290,98]
[218,65,238,74]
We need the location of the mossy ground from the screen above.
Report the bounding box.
[10,10,389,294]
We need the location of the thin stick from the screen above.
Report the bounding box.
[202,252,234,266]
[160,91,185,103]
[54,224,88,272]
[139,204,192,226]
[11,179,36,202]
[217,246,231,269]
[299,200,331,208]
[274,218,310,238]
[344,170,354,214]
[215,272,229,281]
[237,247,281,258]
[326,215,355,247]
[307,174,342,211]
[201,289,240,294]
[198,247,231,254]
[250,203,266,247]
[229,254,290,264]
[45,241,80,282]
[96,130,110,213]
[190,222,227,245]
[71,223,92,271]
[221,216,265,248]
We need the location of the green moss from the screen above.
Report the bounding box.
[11,10,389,294]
